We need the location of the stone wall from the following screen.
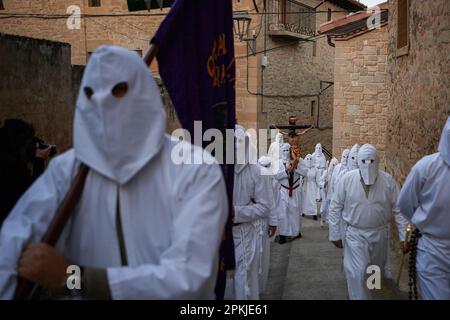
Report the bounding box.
[0,33,80,153]
[386,0,450,185]
[259,0,350,158]
[332,25,389,167]
[233,0,261,132]
[0,0,166,69]
[386,0,449,292]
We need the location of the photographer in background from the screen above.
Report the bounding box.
[0,119,54,227]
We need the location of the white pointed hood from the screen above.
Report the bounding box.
[327,157,339,178]
[281,143,291,161]
[74,46,166,184]
[235,125,256,173]
[348,144,360,171]
[303,154,313,168]
[276,132,283,144]
[341,148,350,169]
[438,117,450,167]
[358,144,379,185]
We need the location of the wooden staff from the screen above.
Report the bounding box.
[14,44,159,300]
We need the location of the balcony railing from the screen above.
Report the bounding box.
[268,0,316,40]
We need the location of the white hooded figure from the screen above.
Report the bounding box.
[300,154,321,217]
[330,149,351,239]
[347,144,360,171]
[233,125,272,300]
[397,117,450,300]
[331,149,350,190]
[312,143,327,172]
[0,46,228,299]
[268,132,284,175]
[321,157,339,224]
[328,144,409,300]
[256,156,278,293]
[273,143,302,239]
[312,143,327,214]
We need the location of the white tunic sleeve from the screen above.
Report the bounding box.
[262,175,277,226]
[397,162,424,220]
[107,163,228,299]
[328,175,347,241]
[234,173,271,224]
[0,152,74,299]
[390,178,410,241]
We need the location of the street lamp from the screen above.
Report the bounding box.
[233,10,256,55]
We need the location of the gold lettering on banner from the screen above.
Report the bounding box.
[207,33,235,88]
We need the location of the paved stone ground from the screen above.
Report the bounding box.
[260,217,409,300]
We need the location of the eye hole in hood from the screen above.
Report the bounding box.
[112,82,128,98]
[84,87,94,100]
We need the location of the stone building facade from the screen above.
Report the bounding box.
[0,0,366,157]
[0,0,166,70]
[385,0,450,185]
[235,0,365,157]
[385,0,449,293]
[320,2,389,167]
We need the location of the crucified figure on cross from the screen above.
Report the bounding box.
[270,116,314,167]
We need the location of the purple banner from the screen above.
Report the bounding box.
[151,0,236,300]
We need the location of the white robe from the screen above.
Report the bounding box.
[274,161,302,237]
[328,170,409,299]
[0,137,228,299]
[330,164,349,239]
[256,166,278,293]
[301,166,321,216]
[233,163,271,300]
[322,161,338,222]
[397,128,450,300]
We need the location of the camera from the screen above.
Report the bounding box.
[33,137,57,157]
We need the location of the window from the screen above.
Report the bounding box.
[311,100,316,117]
[312,41,316,57]
[396,0,409,56]
[88,0,101,7]
[327,8,332,21]
[0,0,4,10]
[277,0,316,37]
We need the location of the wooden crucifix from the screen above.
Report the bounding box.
[269,116,313,166]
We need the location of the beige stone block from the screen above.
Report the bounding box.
[364,60,378,67]
[365,106,375,114]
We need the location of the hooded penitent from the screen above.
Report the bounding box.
[348,144,360,171]
[281,143,291,162]
[0,46,229,300]
[312,143,326,170]
[303,154,313,168]
[74,45,166,185]
[358,144,379,186]
[397,117,450,300]
[341,149,350,169]
[235,124,258,173]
